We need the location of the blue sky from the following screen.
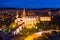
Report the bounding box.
[0,0,60,8]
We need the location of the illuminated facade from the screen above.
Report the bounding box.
[15,9,51,29]
[21,9,38,27]
[15,9,38,28]
[40,17,51,21]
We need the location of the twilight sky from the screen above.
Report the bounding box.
[0,0,60,8]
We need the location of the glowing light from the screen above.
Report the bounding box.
[24,36,33,40]
[40,17,51,21]
[32,32,43,38]
[36,32,43,35]
[25,24,33,29]
[16,28,20,33]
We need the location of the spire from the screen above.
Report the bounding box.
[21,8,26,18]
[16,10,19,18]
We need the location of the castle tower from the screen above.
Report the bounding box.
[48,9,51,16]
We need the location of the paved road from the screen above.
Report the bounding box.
[24,30,60,40]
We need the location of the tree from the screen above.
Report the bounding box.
[36,17,49,31]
